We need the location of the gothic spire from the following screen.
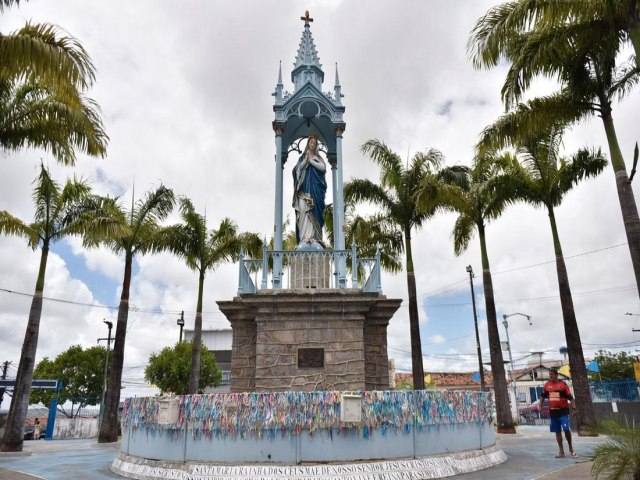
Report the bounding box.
[292,11,324,91]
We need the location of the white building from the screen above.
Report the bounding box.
[183,328,232,392]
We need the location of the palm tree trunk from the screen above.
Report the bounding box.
[188,270,205,394]
[98,251,132,443]
[404,228,425,390]
[478,224,515,433]
[547,208,597,436]
[1,245,49,452]
[600,106,640,300]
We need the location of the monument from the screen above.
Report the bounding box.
[217,10,402,393]
[110,13,503,480]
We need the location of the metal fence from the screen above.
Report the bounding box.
[238,243,381,293]
[517,380,640,425]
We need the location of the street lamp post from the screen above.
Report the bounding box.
[502,312,532,417]
[177,310,185,342]
[466,265,485,390]
[98,319,113,418]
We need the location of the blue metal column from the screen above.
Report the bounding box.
[45,382,62,440]
[273,129,284,288]
[335,129,346,286]
[330,159,338,234]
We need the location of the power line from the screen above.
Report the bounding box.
[491,243,628,275]
[0,287,231,318]
[426,283,636,308]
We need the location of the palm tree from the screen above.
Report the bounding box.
[96,185,175,444]
[344,139,446,390]
[161,198,261,393]
[0,164,122,452]
[503,128,606,435]
[590,420,640,480]
[417,154,518,433]
[469,3,640,299]
[0,4,108,165]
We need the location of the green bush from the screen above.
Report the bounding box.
[590,420,640,480]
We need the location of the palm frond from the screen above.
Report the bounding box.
[476,94,588,156]
[558,147,607,193]
[611,57,640,101]
[0,79,108,164]
[452,214,476,256]
[0,210,39,248]
[1,22,96,91]
[31,163,59,226]
[361,139,403,189]
[344,178,394,212]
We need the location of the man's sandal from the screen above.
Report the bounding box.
[570,451,578,458]
[555,453,565,458]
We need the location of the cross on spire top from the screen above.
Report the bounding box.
[300,10,313,25]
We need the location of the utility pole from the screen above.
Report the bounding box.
[0,361,9,408]
[502,312,532,417]
[98,320,114,417]
[177,310,185,342]
[466,266,485,390]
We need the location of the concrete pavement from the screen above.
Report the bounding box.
[0,426,608,479]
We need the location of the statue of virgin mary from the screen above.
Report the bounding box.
[292,134,327,245]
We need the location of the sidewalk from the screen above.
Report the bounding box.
[0,426,607,479]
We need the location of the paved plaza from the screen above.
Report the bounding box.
[0,426,607,480]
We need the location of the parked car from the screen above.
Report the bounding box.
[23,423,46,440]
[518,402,549,421]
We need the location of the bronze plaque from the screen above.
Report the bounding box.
[298,348,324,368]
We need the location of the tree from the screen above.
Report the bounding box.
[31,345,110,417]
[503,128,606,435]
[0,3,108,165]
[145,342,221,395]
[96,185,175,444]
[594,350,636,380]
[469,1,640,300]
[161,197,260,394]
[345,139,446,390]
[416,153,518,433]
[0,165,122,452]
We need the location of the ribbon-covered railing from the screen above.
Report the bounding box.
[122,390,493,438]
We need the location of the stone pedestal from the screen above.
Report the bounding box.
[217,290,401,392]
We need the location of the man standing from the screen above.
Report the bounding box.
[539,368,577,458]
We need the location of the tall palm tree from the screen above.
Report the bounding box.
[344,139,446,390]
[161,198,261,393]
[0,164,122,452]
[469,4,640,300]
[417,154,518,433]
[96,185,175,443]
[504,128,607,435]
[0,4,108,165]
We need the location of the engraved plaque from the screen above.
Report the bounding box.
[157,398,179,425]
[298,348,324,368]
[340,393,362,423]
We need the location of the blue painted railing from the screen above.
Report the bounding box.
[238,244,382,293]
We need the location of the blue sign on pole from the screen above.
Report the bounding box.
[45,381,62,440]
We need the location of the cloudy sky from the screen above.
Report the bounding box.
[1,1,640,400]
